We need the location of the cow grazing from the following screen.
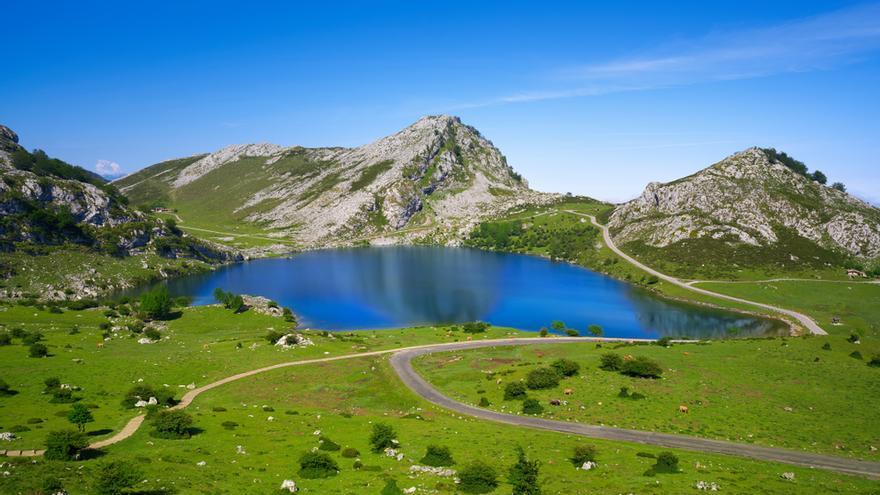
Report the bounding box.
[679,405,689,414]
[549,399,562,406]
[96,342,104,349]
[563,388,573,395]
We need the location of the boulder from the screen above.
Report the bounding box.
[280,479,298,492]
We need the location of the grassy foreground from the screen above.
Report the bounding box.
[3,354,879,494]
[413,338,880,460]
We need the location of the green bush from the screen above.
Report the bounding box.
[29,343,49,358]
[265,330,284,344]
[149,410,194,439]
[420,444,455,467]
[369,422,397,452]
[10,327,26,338]
[847,333,861,343]
[341,447,360,458]
[550,358,580,377]
[221,421,238,430]
[538,327,548,337]
[868,356,880,367]
[508,447,540,495]
[50,387,76,403]
[571,444,598,465]
[522,398,543,415]
[95,461,142,495]
[478,396,490,407]
[44,429,89,460]
[140,286,172,320]
[656,336,672,347]
[621,356,663,379]
[587,324,603,336]
[654,451,679,473]
[822,342,832,351]
[525,367,560,390]
[22,331,44,345]
[319,436,341,451]
[504,382,527,400]
[599,353,623,371]
[0,332,11,345]
[381,479,404,495]
[462,321,490,334]
[121,384,174,408]
[299,451,339,478]
[564,328,580,337]
[850,351,863,360]
[44,376,61,391]
[143,328,161,341]
[458,460,499,494]
[0,378,11,395]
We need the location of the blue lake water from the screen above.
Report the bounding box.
[152,246,786,338]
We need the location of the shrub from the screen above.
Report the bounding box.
[381,479,404,495]
[121,384,174,408]
[95,460,142,495]
[621,356,663,379]
[319,435,341,451]
[420,444,455,467]
[150,410,194,439]
[822,342,832,351]
[847,333,861,344]
[298,451,339,478]
[458,460,499,494]
[550,358,580,377]
[538,327,548,337]
[44,429,89,460]
[654,451,679,473]
[869,356,880,368]
[656,336,672,347]
[44,377,61,391]
[462,321,490,334]
[504,382,527,400]
[478,396,490,407]
[508,447,540,495]
[571,444,598,466]
[29,343,49,358]
[564,328,580,337]
[68,325,80,335]
[0,332,11,345]
[140,286,172,320]
[551,321,566,331]
[850,351,863,360]
[599,353,623,371]
[51,387,77,403]
[341,447,360,458]
[144,328,161,341]
[369,422,397,452]
[22,331,44,345]
[587,324,603,336]
[525,367,560,390]
[522,398,543,415]
[265,330,284,344]
[0,378,11,395]
[221,421,238,430]
[212,406,227,412]
[68,403,94,432]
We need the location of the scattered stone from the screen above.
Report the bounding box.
[275,334,314,349]
[280,479,298,492]
[134,397,158,408]
[781,472,795,481]
[695,481,719,491]
[404,488,416,494]
[578,461,597,471]
[236,445,247,455]
[0,432,15,441]
[409,465,456,477]
[186,383,196,390]
[196,461,206,467]
[783,407,793,412]
[137,338,154,345]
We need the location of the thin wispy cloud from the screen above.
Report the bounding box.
[462,3,880,107]
[95,159,121,176]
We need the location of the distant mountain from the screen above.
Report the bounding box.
[607,147,880,278]
[116,116,554,248]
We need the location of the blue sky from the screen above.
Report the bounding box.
[2,1,879,203]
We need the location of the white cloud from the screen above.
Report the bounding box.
[461,3,880,107]
[95,159,121,176]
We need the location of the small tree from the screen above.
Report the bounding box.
[299,451,339,478]
[654,451,679,473]
[599,353,623,371]
[44,429,89,460]
[621,356,663,379]
[526,367,560,390]
[587,324,603,336]
[508,447,541,495]
[0,378,12,395]
[550,321,566,331]
[458,460,499,494]
[0,331,11,345]
[504,381,527,400]
[831,182,847,192]
[522,398,543,415]
[94,460,142,495]
[68,403,94,432]
[538,327,548,337]
[462,321,490,334]
[29,343,49,358]
[369,422,397,452]
[811,170,828,184]
[656,336,673,347]
[550,358,580,377]
[140,286,172,320]
[318,435,341,451]
[150,410,194,439]
[44,376,61,391]
[420,444,455,466]
[571,444,598,466]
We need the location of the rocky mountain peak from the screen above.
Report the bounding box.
[0,125,19,145]
[0,125,23,157]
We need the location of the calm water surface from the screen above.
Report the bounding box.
[153,247,786,338]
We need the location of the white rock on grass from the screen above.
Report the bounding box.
[409,465,456,477]
[280,479,298,492]
[781,472,795,481]
[275,334,314,349]
[0,432,15,441]
[695,481,720,491]
[578,461,598,471]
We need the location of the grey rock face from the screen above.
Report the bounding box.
[609,147,880,258]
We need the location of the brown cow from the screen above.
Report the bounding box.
[96,342,104,349]
[466,336,473,341]
[563,388,573,395]
[679,405,689,414]
[623,354,634,361]
[549,399,562,406]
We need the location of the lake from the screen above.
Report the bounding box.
[152,246,787,338]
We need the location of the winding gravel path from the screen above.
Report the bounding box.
[564,211,827,335]
[6,337,879,478]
